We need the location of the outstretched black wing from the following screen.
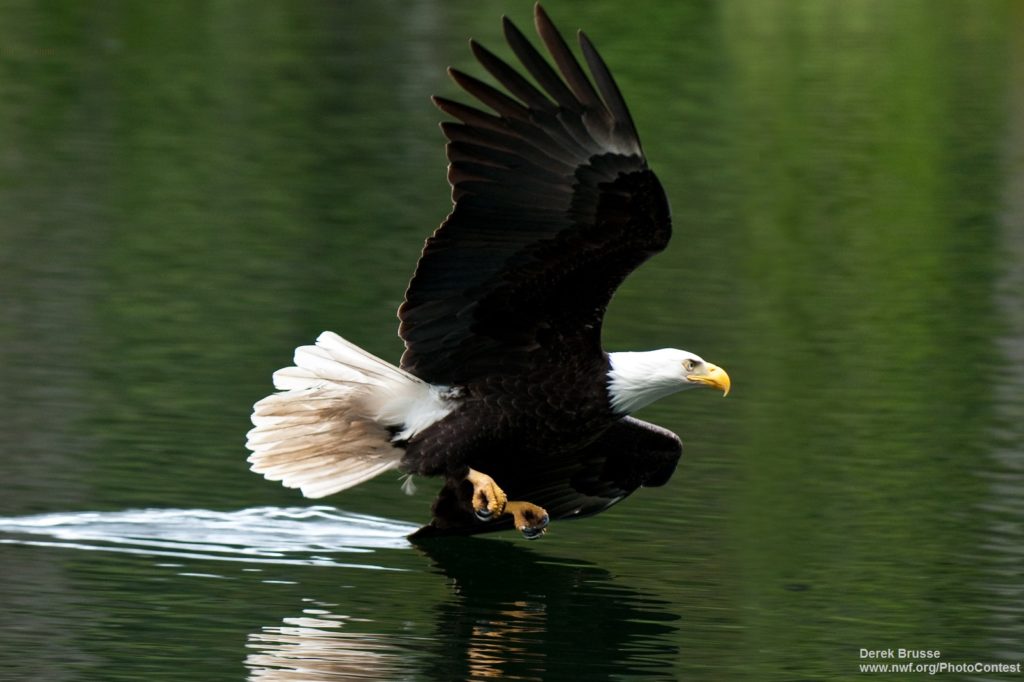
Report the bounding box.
[399,4,671,385]
[410,417,682,538]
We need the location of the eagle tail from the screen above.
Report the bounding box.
[246,331,452,499]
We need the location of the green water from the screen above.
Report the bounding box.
[2,1,1023,680]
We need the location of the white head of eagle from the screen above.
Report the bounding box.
[608,349,731,415]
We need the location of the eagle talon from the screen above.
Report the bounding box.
[521,525,546,540]
[465,468,507,522]
[506,501,549,539]
[521,513,549,540]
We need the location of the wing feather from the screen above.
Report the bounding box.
[470,40,554,112]
[579,30,642,150]
[534,6,608,121]
[400,4,670,384]
[502,14,580,114]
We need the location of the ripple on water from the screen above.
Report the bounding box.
[0,506,418,570]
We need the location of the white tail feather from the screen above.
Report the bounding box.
[246,332,455,499]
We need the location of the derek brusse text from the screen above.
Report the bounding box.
[860,649,940,660]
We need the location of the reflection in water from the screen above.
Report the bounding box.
[415,538,678,680]
[247,608,413,681]
[0,506,416,569]
[246,539,678,681]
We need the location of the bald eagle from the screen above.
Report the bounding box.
[246,4,730,539]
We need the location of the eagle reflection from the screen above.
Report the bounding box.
[246,612,407,681]
[246,539,678,681]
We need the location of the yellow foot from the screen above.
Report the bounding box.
[505,501,550,540]
[465,468,507,522]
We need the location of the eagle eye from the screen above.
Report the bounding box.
[683,359,698,373]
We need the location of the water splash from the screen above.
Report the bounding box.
[0,506,418,570]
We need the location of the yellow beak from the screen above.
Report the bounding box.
[687,362,731,397]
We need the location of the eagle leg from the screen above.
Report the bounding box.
[454,469,548,538]
[465,468,508,521]
[504,501,550,540]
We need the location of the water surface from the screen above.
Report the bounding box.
[1,1,1022,680]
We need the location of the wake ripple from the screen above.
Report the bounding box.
[0,506,418,570]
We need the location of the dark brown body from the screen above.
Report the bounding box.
[401,353,615,479]
[402,349,682,539]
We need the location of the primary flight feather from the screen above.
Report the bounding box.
[247,4,730,539]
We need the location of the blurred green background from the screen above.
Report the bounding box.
[1,1,1022,679]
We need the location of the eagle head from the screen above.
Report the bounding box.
[607,349,730,415]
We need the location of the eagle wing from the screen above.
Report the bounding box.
[409,416,682,538]
[398,5,671,384]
